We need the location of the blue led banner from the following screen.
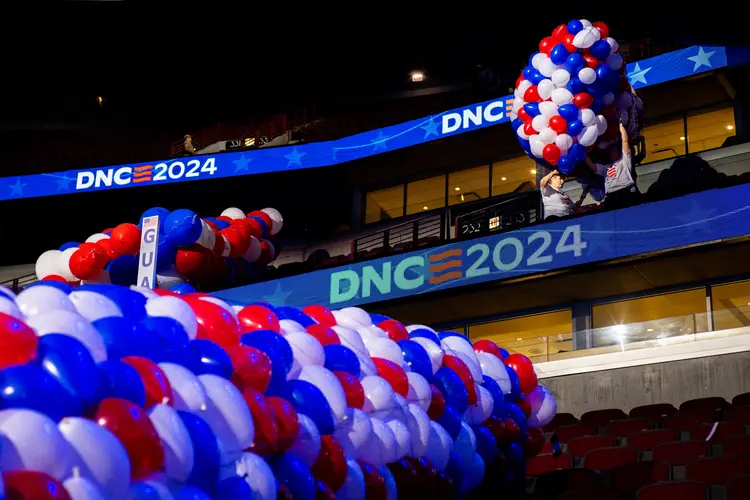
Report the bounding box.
[0,46,731,201]
[212,183,750,308]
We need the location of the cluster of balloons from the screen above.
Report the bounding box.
[0,280,556,499]
[34,207,283,292]
[511,19,644,173]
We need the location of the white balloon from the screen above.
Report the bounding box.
[602,92,615,105]
[579,124,600,147]
[531,114,549,133]
[516,126,529,140]
[405,403,431,458]
[410,337,443,375]
[406,372,431,411]
[158,363,208,412]
[234,452,277,500]
[59,417,130,499]
[148,404,194,482]
[476,352,511,393]
[85,233,110,244]
[332,311,366,330]
[334,408,373,460]
[242,236,262,263]
[69,291,123,322]
[580,18,592,28]
[551,88,573,105]
[357,325,387,344]
[406,324,436,334]
[0,296,24,320]
[581,108,596,126]
[289,414,322,466]
[551,68,571,88]
[64,475,107,500]
[555,134,573,155]
[538,101,558,117]
[199,374,254,456]
[464,385,494,425]
[0,409,80,480]
[538,79,555,100]
[145,296,198,340]
[527,384,558,428]
[220,207,246,220]
[538,127,558,145]
[361,375,396,417]
[365,338,404,366]
[286,332,325,379]
[337,460,366,500]
[573,27,598,49]
[298,365,347,423]
[530,135,545,157]
[27,310,107,362]
[531,52,547,70]
[606,37,619,53]
[57,247,79,281]
[596,115,608,135]
[453,422,477,464]
[333,326,368,358]
[16,285,76,318]
[0,285,17,300]
[516,79,532,98]
[426,422,452,471]
[279,319,305,335]
[337,307,372,326]
[130,286,159,300]
[363,418,398,466]
[36,249,62,280]
[606,53,623,71]
[358,353,378,379]
[260,208,284,236]
[578,67,597,85]
[539,59,556,78]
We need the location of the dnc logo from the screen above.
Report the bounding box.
[75,165,154,190]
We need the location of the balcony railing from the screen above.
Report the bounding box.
[351,212,444,260]
[169,114,288,157]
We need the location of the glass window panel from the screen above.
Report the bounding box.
[469,310,572,362]
[592,289,707,331]
[641,117,686,164]
[448,165,489,206]
[491,157,538,196]
[711,280,750,331]
[406,175,446,215]
[365,185,404,224]
[687,106,735,154]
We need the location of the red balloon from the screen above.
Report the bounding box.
[517,394,532,418]
[216,215,233,223]
[602,104,617,120]
[312,435,348,492]
[151,288,179,297]
[302,305,337,327]
[583,54,599,69]
[243,387,279,456]
[96,239,118,260]
[504,417,521,443]
[603,121,620,141]
[306,324,341,346]
[42,275,68,283]
[220,227,249,258]
[238,305,280,333]
[523,427,546,458]
[387,459,419,498]
[175,244,211,278]
[442,354,477,405]
[243,218,264,239]
[523,121,537,136]
[593,21,610,39]
[435,471,455,500]
[315,480,336,500]
[211,228,226,256]
[2,470,71,500]
[563,33,577,52]
[122,356,173,408]
[427,384,445,420]
[503,353,538,395]
[372,358,409,398]
[515,73,524,89]
[405,457,437,497]
[93,397,164,480]
[377,319,409,342]
[523,86,541,103]
[0,312,38,369]
[358,461,387,500]
[110,223,142,256]
[266,396,299,453]
[69,247,104,280]
[572,93,594,109]
[334,371,365,409]
[517,107,530,123]
[257,240,276,266]
[483,416,510,445]
[543,144,561,165]
[538,36,555,55]
[548,115,567,133]
[277,484,293,500]
[186,297,241,348]
[226,345,272,393]
[472,339,504,360]
[551,23,568,42]
[247,211,273,235]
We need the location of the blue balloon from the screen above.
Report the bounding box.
[268,454,316,500]
[142,316,190,364]
[527,52,541,67]
[398,340,432,380]
[558,103,579,122]
[128,483,161,500]
[408,328,441,345]
[433,367,469,415]
[504,441,526,474]
[566,76,585,95]
[156,237,178,273]
[25,281,73,294]
[0,364,78,421]
[511,118,523,131]
[550,43,568,64]
[557,155,575,174]
[506,402,528,438]
[518,137,531,152]
[93,317,155,360]
[323,344,360,377]
[499,347,510,360]
[37,334,102,415]
[77,284,147,321]
[445,452,466,491]
[241,331,292,393]
[283,380,335,435]
[566,19,584,35]
[247,216,270,236]
[214,219,231,230]
[586,84,604,98]
[590,39,611,60]
[474,425,500,463]
[174,486,211,500]
[140,207,170,234]
[522,65,534,80]
[528,70,544,85]
[58,241,80,252]
[482,375,506,418]
[170,282,196,295]
[565,53,585,74]
[190,339,233,379]
[567,119,584,137]
[107,255,139,286]
[437,405,461,440]
[178,411,220,493]
[98,360,147,406]
[590,98,603,114]
[164,209,202,247]
[569,143,587,162]
[215,477,252,499]
[438,331,467,342]
[523,102,540,118]
[276,306,316,327]
[369,313,390,325]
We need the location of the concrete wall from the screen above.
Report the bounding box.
[543,350,750,416]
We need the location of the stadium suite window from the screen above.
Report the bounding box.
[686,106,735,154]
[711,280,750,331]
[406,175,447,215]
[491,156,538,196]
[640,117,686,164]
[469,309,572,363]
[448,165,489,205]
[365,185,404,224]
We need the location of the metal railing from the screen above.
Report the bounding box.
[351,212,444,259]
[453,190,542,240]
[1,273,37,294]
[169,114,288,157]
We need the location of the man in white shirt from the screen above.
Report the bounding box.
[585,121,640,208]
[540,169,588,220]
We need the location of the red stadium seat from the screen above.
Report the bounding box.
[686,455,750,485]
[533,469,599,498]
[543,412,578,431]
[610,461,670,494]
[527,453,572,476]
[663,412,707,432]
[541,440,553,454]
[629,403,677,420]
[727,474,750,500]
[723,435,750,456]
[628,429,679,452]
[568,435,617,458]
[605,417,654,438]
[732,393,750,406]
[555,424,598,444]
[636,481,708,500]
[653,441,709,466]
[581,408,627,428]
[557,490,619,500]
[725,405,750,425]
[679,397,727,421]
[583,446,638,470]
[690,421,744,441]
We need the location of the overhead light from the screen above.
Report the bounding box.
[501,176,507,181]
[410,71,425,82]
[727,125,734,130]
[680,136,685,141]
[96,96,103,106]
[423,206,428,210]
[530,169,537,174]
[454,186,460,191]
[516,338,523,341]
[646,328,654,332]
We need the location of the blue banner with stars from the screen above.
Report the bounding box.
[0,46,732,201]
[212,182,750,308]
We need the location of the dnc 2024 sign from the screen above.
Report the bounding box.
[213,182,750,309]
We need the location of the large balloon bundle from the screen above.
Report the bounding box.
[511,19,644,173]
[34,207,283,292]
[0,281,556,499]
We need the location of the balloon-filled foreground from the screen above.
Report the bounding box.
[0,282,556,499]
[35,207,283,292]
[511,19,644,173]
